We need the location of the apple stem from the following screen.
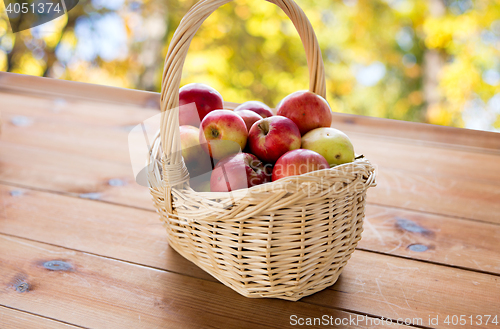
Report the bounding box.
[355,154,364,160]
[259,121,269,135]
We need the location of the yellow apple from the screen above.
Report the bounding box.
[180,125,213,177]
[301,127,355,166]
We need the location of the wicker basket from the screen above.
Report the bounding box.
[148,0,376,301]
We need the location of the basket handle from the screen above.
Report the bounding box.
[159,0,326,188]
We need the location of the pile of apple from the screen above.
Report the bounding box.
[177,83,355,192]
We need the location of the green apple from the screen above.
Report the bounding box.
[301,127,355,166]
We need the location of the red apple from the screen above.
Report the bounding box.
[234,101,274,118]
[276,90,332,135]
[210,153,270,192]
[272,149,329,181]
[235,109,263,132]
[179,125,214,177]
[248,116,301,164]
[199,110,248,160]
[179,83,224,127]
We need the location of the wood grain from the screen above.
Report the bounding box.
[2,183,500,329]
[0,184,213,282]
[2,56,500,329]
[349,134,500,184]
[2,71,499,151]
[0,235,410,329]
[0,306,81,329]
[3,91,500,180]
[0,141,151,208]
[2,92,500,225]
[312,251,500,329]
[330,112,500,152]
[2,184,500,277]
[0,72,160,108]
[369,168,500,224]
[359,204,500,275]
[3,135,499,225]
[0,92,158,128]
[0,114,500,227]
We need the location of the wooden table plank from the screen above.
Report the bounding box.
[0,235,411,329]
[0,306,82,329]
[2,184,500,276]
[2,96,500,186]
[330,113,500,153]
[0,184,213,282]
[2,92,500,225]
[0,72,160,108]
[2,71,500,152]
[2,233,499,329]
[0,92,158,128]
[3,135,499,226]
[2,72,500,328]
[0,140,152,207]
[2,184,500,329]
[349,134,500,183]
[310,251,500,329]
[359,204,500,275]
[3,91,500,180]
[369,168,500,224]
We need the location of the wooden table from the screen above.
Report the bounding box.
[1,71,499,329]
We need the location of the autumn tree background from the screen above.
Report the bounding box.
[1,0,499,131]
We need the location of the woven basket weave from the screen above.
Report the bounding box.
[148,0,376,301]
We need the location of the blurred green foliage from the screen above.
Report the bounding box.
[1,0,499,131]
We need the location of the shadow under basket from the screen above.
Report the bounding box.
[147,0,377,301]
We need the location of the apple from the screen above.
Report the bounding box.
[235,109,263,132]
[301,127,355,166]
[179,125,214,177]
[199,110,248,160]
[210,153,270,192]
[190,172,212,192]
[234,101,274,118]
[276,90,332,135]
[179,83,224,127]
[272,149,329,181]
[248,116,301,164]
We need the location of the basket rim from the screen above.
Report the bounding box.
[179,157,376,198]
[149,156,376,223]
